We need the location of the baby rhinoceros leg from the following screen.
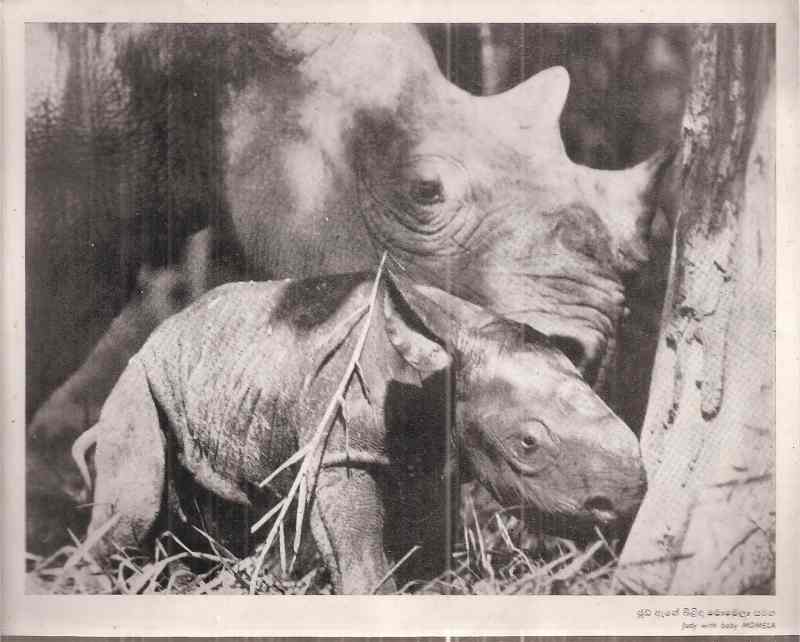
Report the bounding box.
[82,360,166,564]
[310,467,393,594]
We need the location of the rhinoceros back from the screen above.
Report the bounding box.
[133,275,373,497]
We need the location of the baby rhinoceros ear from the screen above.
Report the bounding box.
[382,284,452,375]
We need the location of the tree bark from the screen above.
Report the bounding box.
[618,24,775,594]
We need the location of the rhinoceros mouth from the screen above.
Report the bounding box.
[500,308,616,384]
[522,504,634,540]
[468,266,626,383]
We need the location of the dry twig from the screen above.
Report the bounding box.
[248,253,388,593]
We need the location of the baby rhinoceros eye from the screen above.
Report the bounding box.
[505,420,561,475]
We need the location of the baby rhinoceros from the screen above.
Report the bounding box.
[73,270,646,594]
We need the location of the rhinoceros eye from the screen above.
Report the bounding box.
[400,155,468,211]
[409,178,445,205]
[519,434,538,453]
[505,420,561,475]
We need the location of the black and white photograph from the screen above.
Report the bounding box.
[3,0,798,636]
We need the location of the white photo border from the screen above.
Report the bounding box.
[3,0,798,636]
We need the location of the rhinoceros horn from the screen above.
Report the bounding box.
[582,145,677,267]
[487,63,674,270]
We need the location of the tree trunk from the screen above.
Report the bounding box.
[618,24,775,594]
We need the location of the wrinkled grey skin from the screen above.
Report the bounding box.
[30,24,668,556]
[76,271,645,594]
[30,24,668,444]
[223,25,667,385]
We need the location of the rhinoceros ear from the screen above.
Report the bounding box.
[490,66,570,132]
[577,142,678,269]
[382,285,453,375]
[520,66,570,126]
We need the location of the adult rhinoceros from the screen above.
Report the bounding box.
[27,24,668,553]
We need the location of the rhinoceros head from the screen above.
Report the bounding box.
[349,56,671,389]
[383,270,647,532]
[224,24,671,389]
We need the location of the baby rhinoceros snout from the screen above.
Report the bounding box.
[518,419,646,532]
[553,408,648,531]
[547,371,647,529]
[462,353,647,536]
